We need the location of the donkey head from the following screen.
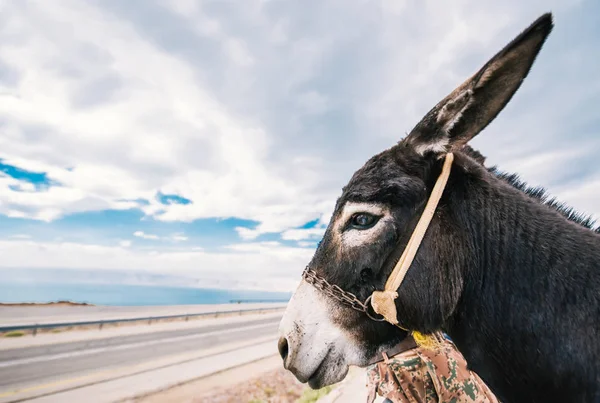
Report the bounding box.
[278,14,554,388]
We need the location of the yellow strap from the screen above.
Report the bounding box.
[370,153,454,326]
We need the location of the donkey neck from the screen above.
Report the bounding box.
[442,160,600,402]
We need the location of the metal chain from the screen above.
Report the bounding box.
[302,267,368,313]
[302,267,387,322]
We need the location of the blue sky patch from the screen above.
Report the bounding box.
[156,191,192,205]
[0,159,58,190]
[299,218,322,229]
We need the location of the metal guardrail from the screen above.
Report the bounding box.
[229,299,290,304]
[0,306,285,336]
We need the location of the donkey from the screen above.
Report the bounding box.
[278,13,600,403]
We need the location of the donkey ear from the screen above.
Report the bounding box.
[405,13,554,155]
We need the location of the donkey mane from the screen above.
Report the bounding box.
[490,168,600,233]
[461,146,599,233]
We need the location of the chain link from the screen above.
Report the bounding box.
[302,267,368,313]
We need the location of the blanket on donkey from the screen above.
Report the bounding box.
[366,336,499,403]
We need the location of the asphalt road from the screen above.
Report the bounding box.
[0,314,281,401]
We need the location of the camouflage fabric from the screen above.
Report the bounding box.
[366,336,499,403]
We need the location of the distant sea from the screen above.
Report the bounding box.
[0,282,292,306]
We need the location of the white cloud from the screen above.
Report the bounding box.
[131,231,189,242]
[8,234,31,239]
[225,241,283,253]
[224,38,255,67]
[235,227,261,240]
[171,234,188,242]
[296,91,331,116]
[2,0,597,236]
[0,239,311,291]
[281,227,326,241]
[0,0,598,289]
[0,0,334,236]
[133,231,159,240]
[297,241,317,248]
[119,240,132,248]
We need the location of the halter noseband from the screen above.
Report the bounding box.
[301,152,455,329]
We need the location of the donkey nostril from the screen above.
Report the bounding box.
[278,337,289,363]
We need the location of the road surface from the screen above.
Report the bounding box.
[0,313,282,403]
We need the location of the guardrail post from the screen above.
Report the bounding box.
[99,322,103,331]
[33,326,37,337]
[185,315,189,322]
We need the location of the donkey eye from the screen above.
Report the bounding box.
[349,213,378,230]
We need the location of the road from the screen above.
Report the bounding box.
[0,313,282,403]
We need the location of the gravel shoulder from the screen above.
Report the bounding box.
[128,355,309,403]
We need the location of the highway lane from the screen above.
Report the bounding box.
[0,316,278,363]
[0,314,281,398]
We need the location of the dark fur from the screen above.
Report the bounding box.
[306,13,600,403]
[492,168,599,232]
[464,144,599,233]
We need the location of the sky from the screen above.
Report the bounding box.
[0,0,598,292]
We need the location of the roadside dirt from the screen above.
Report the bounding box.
[129,355,308,403]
